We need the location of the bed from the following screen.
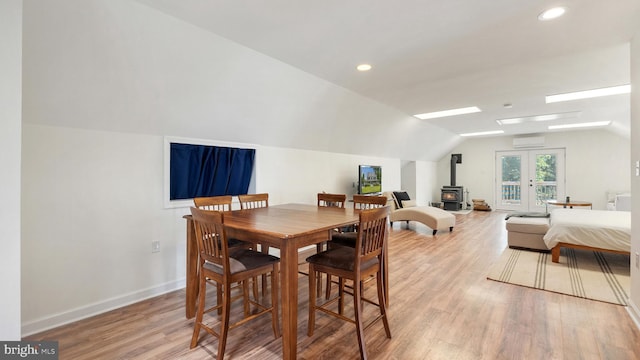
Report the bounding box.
[543,209,631,262]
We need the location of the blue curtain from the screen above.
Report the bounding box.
[170,143,255,200]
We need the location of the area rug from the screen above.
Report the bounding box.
[487,247,630,305]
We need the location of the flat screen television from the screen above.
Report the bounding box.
[358,165,382,195]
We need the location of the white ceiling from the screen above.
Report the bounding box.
[136,0,639,138]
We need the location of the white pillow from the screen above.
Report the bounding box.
[401,199,417,208]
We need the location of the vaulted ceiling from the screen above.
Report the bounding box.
[136,0,639,138]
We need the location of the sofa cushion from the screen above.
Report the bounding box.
[401,199,417,208]
[393,191,411,208]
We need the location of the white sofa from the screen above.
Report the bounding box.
[383,191,456,235]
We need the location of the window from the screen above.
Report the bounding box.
[164,137,257,208]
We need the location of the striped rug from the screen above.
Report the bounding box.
[487,247,630,305]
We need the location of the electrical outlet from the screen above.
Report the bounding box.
[636,252,639,269]
[152,241,160,253]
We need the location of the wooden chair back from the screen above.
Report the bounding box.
[189,207,231,275]
[238,193,269,209]
[317,193,347,208]
[352,194,388,210]
[355,206,390,264]
[193,195,233,212]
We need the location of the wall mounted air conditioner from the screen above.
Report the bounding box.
[513,136,545,148]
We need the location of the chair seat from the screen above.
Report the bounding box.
[306,247,377,272]
[204,249,279,275]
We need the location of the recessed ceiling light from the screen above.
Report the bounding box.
[356,64,372,71]
[548,121,611,130]
[538,7,566,21]
[460,130,504,137]
[496,111,581,125]
[413,106,481,120]
[545,84,631,103]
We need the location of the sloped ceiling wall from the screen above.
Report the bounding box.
[22,0,460,162]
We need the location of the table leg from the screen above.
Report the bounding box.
[280,242,298,359]
[185,216,198,319]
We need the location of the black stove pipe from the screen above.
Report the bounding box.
[450,154,460,186]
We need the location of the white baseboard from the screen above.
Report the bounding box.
[22,278,185,337]
[627,300,640,332]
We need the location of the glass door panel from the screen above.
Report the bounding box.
[496,152,528,210]
[496,149,565,212]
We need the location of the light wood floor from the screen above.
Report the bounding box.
[26,210,640,359]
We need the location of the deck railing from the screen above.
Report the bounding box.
[501,182,557,205]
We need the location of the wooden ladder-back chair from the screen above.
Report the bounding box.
[194,195,257,305]
[331,194,388,246]
[352,194,389,209]
[193,195,233,212]
[305,193,348,295]
[307,206,392,360]
[237,193,272,296]
[317,193,347,208]
[189,207,280,360]
[326,194,389,298]
[238,193,269,209]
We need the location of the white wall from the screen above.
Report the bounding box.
[398,161,438,206]
[0,0,22,341]
[400,162,417,199]
[256,146,401,205]
[629,24,640,326]
[436,130,630,210]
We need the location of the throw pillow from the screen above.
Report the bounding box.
[401,199,417,208]
[393,191,411,208]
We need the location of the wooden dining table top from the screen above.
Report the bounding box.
[221,203,359,245]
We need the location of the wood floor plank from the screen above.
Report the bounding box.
[25,210,640,359]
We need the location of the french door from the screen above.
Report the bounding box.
[495,148,565,212]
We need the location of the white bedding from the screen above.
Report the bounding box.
[543,209,631,252]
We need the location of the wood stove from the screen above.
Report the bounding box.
[441,154,463,211]
[441,186,463,211]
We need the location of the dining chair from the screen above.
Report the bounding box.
[317,193,347,208]
[194,195,258,305]
[238,193,272,296]
[352,194,389,209]
[307,206,392,360]
[193,195,233,212]
[238,193,269,209]
[326,194,389,298]
[330,194,388,247]
[189,207,280,360]
[303,193,348,295]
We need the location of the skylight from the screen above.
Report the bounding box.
[548,121,611,130]
[496,111,581,125]
[545,85,631,103]
[460,130,504,137]
[414,106,481,120]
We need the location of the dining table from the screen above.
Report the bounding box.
[184,203,361,359]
